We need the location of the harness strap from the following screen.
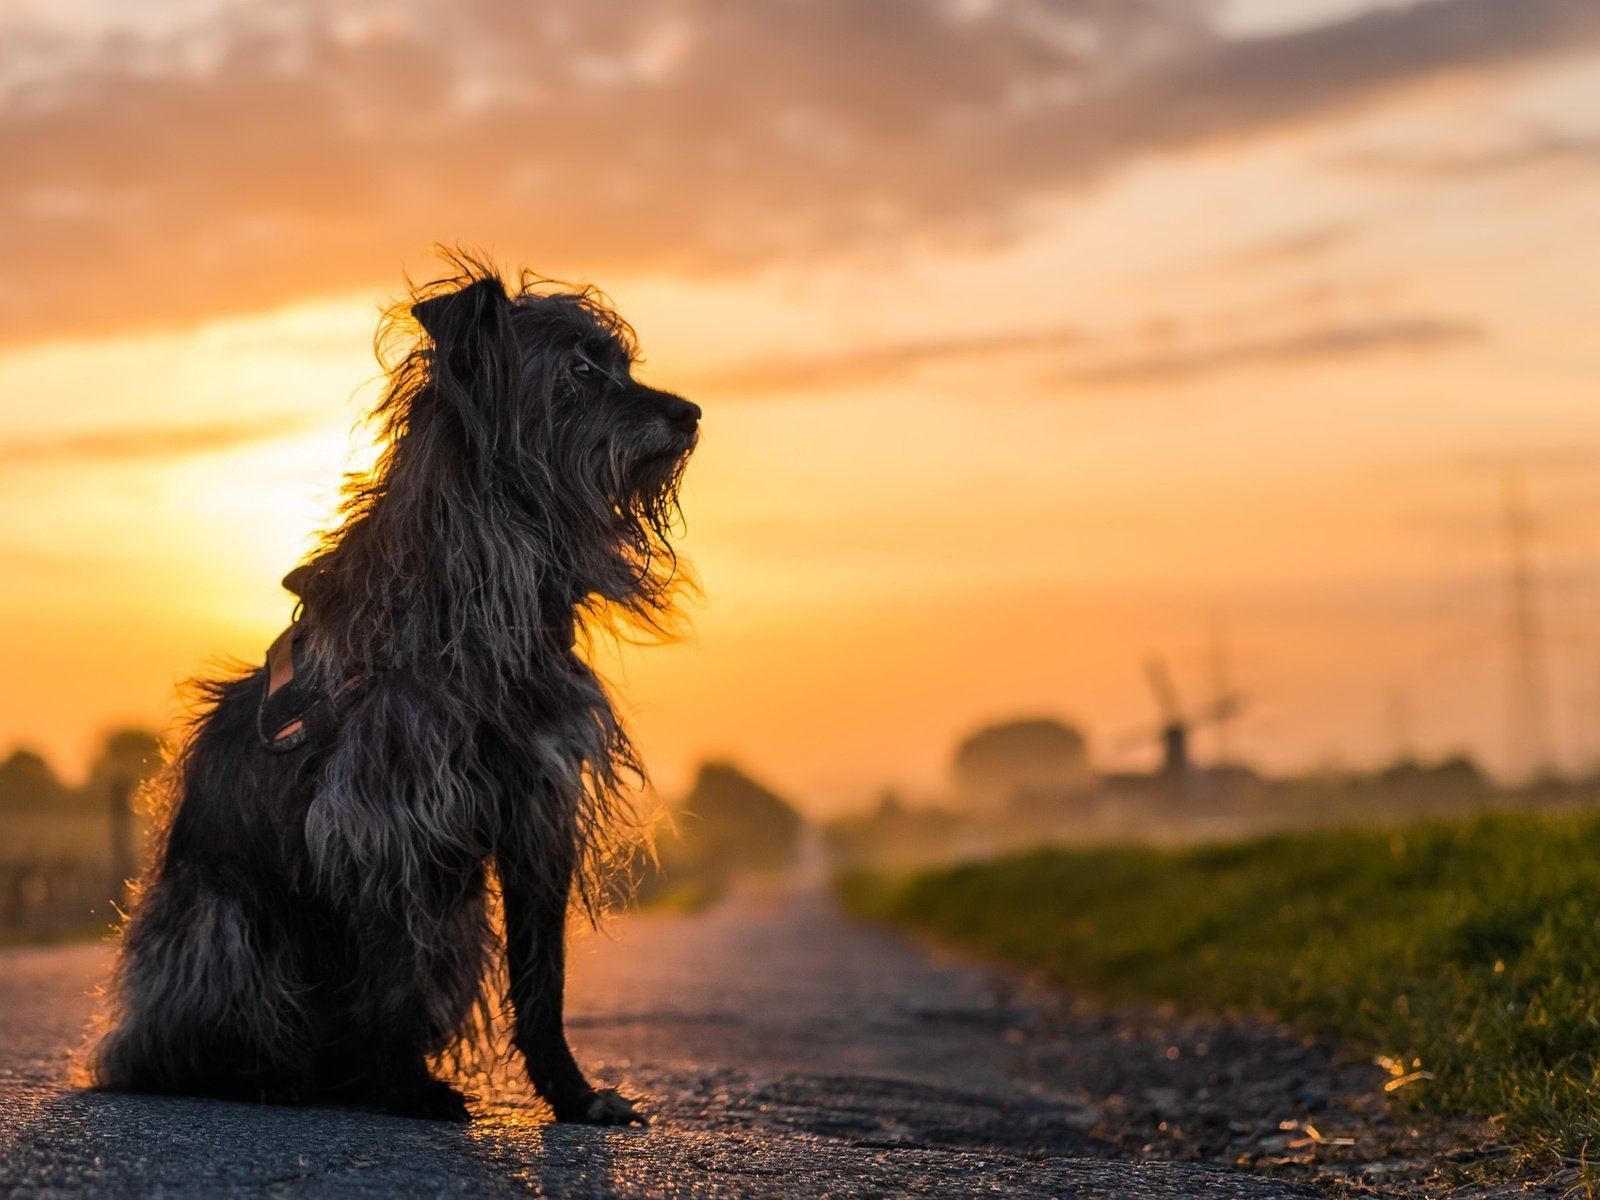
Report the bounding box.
[257,623,375,753]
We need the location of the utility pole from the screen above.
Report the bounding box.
[1503,473,1553,782]
[1210,615,1236,766]
[1386,684,1415,764]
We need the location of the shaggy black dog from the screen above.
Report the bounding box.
[89,255,698,1125]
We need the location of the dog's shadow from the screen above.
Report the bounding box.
[13,1087,635,1196]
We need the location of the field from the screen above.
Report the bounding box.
[839,810,1600,1163]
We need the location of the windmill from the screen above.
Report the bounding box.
[1116,657,1245,782]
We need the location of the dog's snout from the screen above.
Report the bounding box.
[632,385,700,436]
[665,396,701,433]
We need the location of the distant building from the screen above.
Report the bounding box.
[953,717,1093,814]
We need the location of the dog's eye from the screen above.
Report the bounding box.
[572,359,593,377]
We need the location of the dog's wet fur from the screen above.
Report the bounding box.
[89,254,698,1124]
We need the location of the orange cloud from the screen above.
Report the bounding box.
[1058,318,1484,387]
[690,307,1483,399]
[2,0,1596,344]
[697,326,1080,397]
[0,416,318,469]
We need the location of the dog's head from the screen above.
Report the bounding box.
[405,268,699,532]
[352,257,702,625]
[301,256,695,671]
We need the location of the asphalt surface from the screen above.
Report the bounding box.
[0,882,1321,1199]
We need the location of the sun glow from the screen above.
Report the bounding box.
[4,22,1600,803]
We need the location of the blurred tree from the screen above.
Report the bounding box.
[0,748,68,812]
[953,717,1091,812]
[1433,754,1488,791]
[625,761,805,910]
[677,762,804,872]
[75,723,163,902]
[82,728,164,905]
[1376,753,1488,793]
[873,789,905,818]
[83,729,163,802]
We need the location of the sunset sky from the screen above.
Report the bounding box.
[3,0,1600,811]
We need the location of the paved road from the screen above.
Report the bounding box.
[0,883,1319,1198]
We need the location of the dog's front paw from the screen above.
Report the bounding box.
[555,1087,648,1126]
[386,1079,473,1123]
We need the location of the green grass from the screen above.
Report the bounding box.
[630,875,727,915]
[838,810,1600,1162]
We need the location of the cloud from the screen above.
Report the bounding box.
[1060,317,1484,386]
[1,0,1597,343]
[698,326,1080,396]
[690,303,1480,398]
[1452,446,1600,474]
[1333,127,1600,181]
[0,416,317,468]
[1217,223,1357,268]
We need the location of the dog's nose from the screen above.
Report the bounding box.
[665,396,701,433]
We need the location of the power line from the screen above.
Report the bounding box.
[1503,472,1554,781]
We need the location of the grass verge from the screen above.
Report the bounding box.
[838,810,1600,1163]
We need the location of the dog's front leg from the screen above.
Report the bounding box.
[499,843,647,1125]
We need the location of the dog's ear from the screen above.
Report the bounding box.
[412,276,511,380]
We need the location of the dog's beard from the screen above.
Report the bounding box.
[593,415,694,520]
[619,436,692,532]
